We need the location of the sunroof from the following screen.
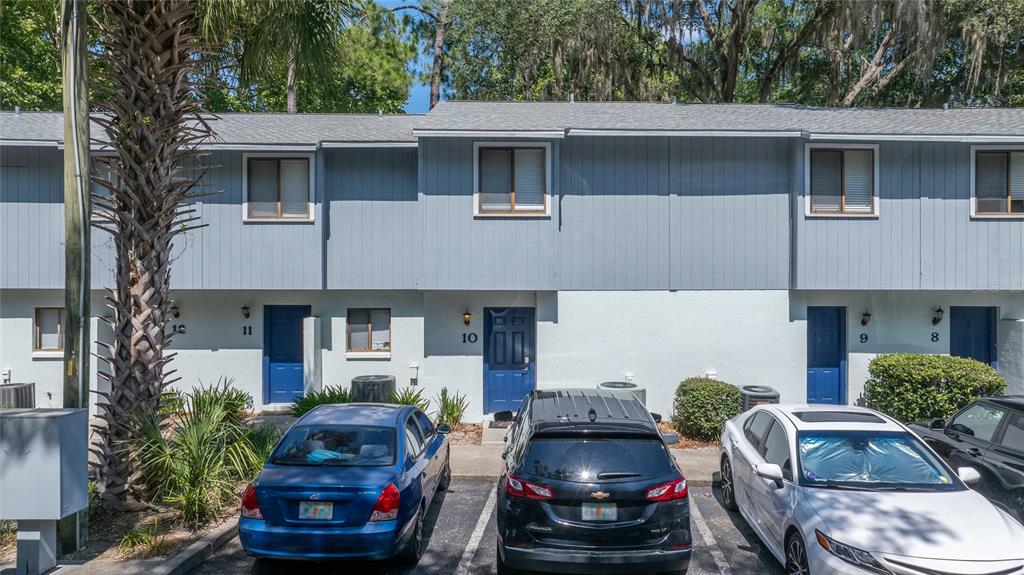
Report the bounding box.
[794,411,885,423]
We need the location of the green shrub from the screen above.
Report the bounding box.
[390,386,430,411]
[290,385,352,417]
[434,387,469,426]
[671,377,742,441]
[864,353,1005,422]
[118,522,159,552]
[129,384,279,527]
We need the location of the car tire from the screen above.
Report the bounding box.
[785,532,811,575]
[397,504,426,564]
[438,450,452,491]
[720,456,739,511]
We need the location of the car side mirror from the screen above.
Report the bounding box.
[754,463,785,488]
[929,418,945,430]
[958,466,981,485]
[651,412,663,424]
[436,423,452,434]
[493,410,514,423]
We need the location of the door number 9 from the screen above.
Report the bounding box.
[859,333,868,343]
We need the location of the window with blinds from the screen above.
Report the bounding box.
[34,308,64,351]
[245,157,311,219]
[348,309,391,352]
[809,148,876,215]
[477,146,548,214]
[975,151,1024,215]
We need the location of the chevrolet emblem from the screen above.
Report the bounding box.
[591,491,610,500]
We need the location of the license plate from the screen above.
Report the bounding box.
[299,501,333,520]
[581,502,617,522]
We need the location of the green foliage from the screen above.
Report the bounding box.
[671,377,742,441]
[389,386,430,411]
[117,522,161,553]
[864,354,1006,422]
[0,0,61,110]
[290,385,352,417]
[129,383,280,527]
[434,387,469,426]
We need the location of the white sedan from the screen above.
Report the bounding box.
[719,404,1024,575]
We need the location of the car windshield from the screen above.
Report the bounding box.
[520,437,676,482]
[270,424,395,467]
[797,430,961,491]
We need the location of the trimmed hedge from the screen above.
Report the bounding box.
[671,377,742,441]
[864,353,1005,422]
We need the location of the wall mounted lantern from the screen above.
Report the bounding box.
[860,311,871,326]
[170,303,180,318]
[932,306,944,326]
[242,304,251,319]
[462,310,472,326]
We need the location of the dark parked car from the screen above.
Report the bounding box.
[238,403,451,563]
[910,396,1024,523]
[496,388,691,575]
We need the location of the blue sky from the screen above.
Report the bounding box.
[377,1,432,114]
[405,71,431,114]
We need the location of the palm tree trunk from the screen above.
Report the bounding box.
[287,43,298,113]
[90,0,212,505]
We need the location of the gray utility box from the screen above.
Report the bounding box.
[0,409,89,521]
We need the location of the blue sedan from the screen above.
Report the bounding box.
[238,403,452,564]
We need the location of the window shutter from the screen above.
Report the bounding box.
[842,150,874,213]
[348,309,369,351]
[479,149,512,211]
[279,159,310,217]
[976,152,1008,213]
[248,159,279,217]
[810,150,841,212]
[1011,152,1024,213]
[513,148,546,209]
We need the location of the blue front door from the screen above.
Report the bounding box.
[483,307,536,414]
[951,307,996,367]
[263,305,309,404]
[807,307,846,404]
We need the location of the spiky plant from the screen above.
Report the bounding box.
[89,0,213,506]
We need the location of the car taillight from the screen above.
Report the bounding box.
[646,477,688,501]
[370,483,400,521]
[241,483,263,519]
[505,474,554,500]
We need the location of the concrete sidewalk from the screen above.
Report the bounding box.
[449,443,721,487]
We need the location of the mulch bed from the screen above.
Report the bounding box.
[447,422,482,445]
[658,422,720,449]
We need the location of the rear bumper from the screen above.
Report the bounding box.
[499,539,691,574]
[238,516,413,560]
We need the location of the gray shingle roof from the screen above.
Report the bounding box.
[0,111,425,144]
[421,101,1024,137]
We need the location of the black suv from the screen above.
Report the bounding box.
[496,388,691,575]
[910,396,1024,523]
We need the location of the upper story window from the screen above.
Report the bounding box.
[974,150,1024,216]
[475,143,550,216]
[347,308,391,352]
[807,146,877,216]
[34,307,64,351]
[243,154,313,221]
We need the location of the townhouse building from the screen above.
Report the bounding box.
[1,103,1022,420]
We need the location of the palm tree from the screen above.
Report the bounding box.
[89,0,212,505]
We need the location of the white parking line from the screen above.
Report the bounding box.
[454,484,498,575]
[691,500,732,575]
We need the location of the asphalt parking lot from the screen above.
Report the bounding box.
[192,480,784,575]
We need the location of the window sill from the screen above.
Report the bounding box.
[346,351,391,360]
[474,212,551,219]
[971,213,1024,220]
[32,351,63,360]
[805,212,879,219]
[242,217,314,224]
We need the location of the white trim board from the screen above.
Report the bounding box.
[414,130,566,139]
[321,141,418,148]
[808,133,1024,143]
[568,129,804,138]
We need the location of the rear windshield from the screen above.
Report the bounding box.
[271,424,395,467]
[520,437,675,482]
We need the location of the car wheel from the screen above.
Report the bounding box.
[785,532,811,575]
[398,504,426,564]
[720,456,738,511]
[438,450,452,491]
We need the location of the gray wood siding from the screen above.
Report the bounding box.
[325,148,419,288]
[795,141,1024,290]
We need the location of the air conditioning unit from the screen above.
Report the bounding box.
[0,383,35,408]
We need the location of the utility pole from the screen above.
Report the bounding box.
[61,0,90,553]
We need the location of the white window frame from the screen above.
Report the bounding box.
[473,141,552,218]
[33,307,64,354]
[242,152,315,223]
[804,143,880,218]
[346,308,392,359]
[970,145,1024,219]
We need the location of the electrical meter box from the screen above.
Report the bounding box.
[0,408,89,521]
